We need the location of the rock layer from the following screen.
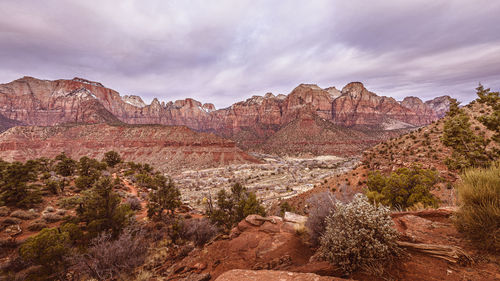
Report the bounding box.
[0,124,259,172]
[0,76,450,155]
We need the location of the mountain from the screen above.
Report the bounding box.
[0,123,259,172]
[0,76,451,155]
[257,111,406,156]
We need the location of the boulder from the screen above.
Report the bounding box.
[284,212,307,224]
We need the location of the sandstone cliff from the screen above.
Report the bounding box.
[0,123,259,172]
[0,76,450,155]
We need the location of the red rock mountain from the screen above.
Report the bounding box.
[0,76,450,155]
[0,124,259,171]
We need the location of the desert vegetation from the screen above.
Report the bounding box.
[454,162,500,252]
[317,194,401,275]
[206,182,266,230]
[0,151,200,280]
[365,166,440,210]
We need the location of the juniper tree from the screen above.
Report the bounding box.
[77,176,132,238]
[441,98,490,170]
[147,175,181,219]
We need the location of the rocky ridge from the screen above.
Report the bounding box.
[0,76,451,155]
[0,123,259,172]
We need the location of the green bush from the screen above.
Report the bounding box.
[103,150,122,168]
[365,166,439,210]
[318,194,400,275]
[0,161,41,208]
[55,153,76,177]
[454,162,500,252]
[207,183,265,230]
[19,228,70,273]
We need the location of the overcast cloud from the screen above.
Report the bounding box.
[0,0,499,108]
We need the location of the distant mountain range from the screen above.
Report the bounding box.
[0,76,451,166]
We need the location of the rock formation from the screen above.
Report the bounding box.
[0,123,259,172]
[0,76,450,155]
[425,95,452,118]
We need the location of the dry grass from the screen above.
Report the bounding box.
[454,162,500,252]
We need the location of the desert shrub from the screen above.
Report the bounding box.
[279,201,294,217]
[10,210,38,220]
[75,175,99,190]
[103,150,122,168]
[135,173,154,188]
[43,179,60,194]
[181,218,219,246]
[454,162,500,252]
[207,183,266,230]
[305,191,336,247]
[54,153,76,177]
[318,194,401,275]
[42,212,63,222]
[71,226,148,280]
[127,196,142,211]
[60,222,84,243]
[366,166,440,210]
[27,220,48,231]
[19,228,70,276]
[0,206,10,216]
[2,217,21,225]
[57,195,81,209]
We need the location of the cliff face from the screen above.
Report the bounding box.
[0,124,259,172]
[0,76,450,155]
[331,82,440,128]
[425,95,452,118]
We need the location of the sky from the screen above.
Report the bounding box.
[0,0,499,108]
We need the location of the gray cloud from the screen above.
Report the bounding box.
[0,0,499,107]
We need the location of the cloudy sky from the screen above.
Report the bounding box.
[1,0,499,108]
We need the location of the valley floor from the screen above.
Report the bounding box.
[172,154,360,212]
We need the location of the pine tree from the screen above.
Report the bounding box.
[441,98,490,170]
[476,84,500,143]
[0,161,41,208]
[77,176,132,238]
[103,150,122,167]
[147,175,181,219]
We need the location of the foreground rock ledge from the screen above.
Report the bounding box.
[215,269,347,281]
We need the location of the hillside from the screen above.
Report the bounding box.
[0,123,259,172]
[284,95,499,213]
[257,111,408,156]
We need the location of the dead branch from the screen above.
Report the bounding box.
[397,241,473,265]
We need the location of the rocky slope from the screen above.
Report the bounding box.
[160,212,499,281]
[0,76,450,155]
[0,123,259,172]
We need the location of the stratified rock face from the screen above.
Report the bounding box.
[332,82,439,127]
[0,76,123,126]
[0,124,259,171]
[425,95,451,118]
[122,95,146,107]
[0,76,449,155]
